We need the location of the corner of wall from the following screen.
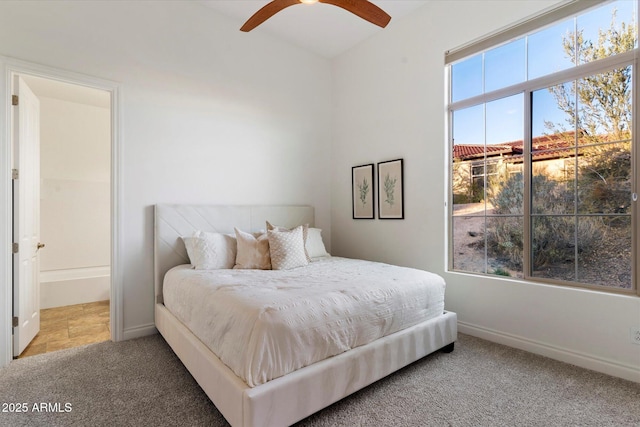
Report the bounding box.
[0,58,12,367]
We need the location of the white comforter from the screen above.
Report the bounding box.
[162,257,446,387]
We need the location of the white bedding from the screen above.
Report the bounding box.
[162,257,446,387]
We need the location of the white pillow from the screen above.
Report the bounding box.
[266,221,311,261]
[306,228,330,259]
[182,231,236,270]
[234,228,271,270]
[267,225,309,270]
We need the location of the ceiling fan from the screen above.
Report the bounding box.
[240,0,392,32]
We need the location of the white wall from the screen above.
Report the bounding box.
[0,1,332,340]
[1,0,636,382]
[38,95,111,308]
[331,1,640,382]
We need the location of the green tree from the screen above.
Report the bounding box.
[546,8,635,142]
[546,8,635,215]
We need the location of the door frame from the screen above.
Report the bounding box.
[0,56,123,366]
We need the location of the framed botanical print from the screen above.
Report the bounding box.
[378,159,404,219]
[352,163,375,219]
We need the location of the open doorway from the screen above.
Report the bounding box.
[14,74,112,358]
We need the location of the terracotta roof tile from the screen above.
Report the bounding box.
[453,132,577,161]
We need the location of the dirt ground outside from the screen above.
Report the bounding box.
[451,203,631,289]
[451,203,520,277]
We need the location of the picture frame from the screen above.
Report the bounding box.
[352,163,375,219]
[377,159,404,219]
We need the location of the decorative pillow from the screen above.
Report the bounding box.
[306,228,330,259]
[267,225,309,270]
[234,228,271,270]
[266,221,311,261]
[182,231,236,270]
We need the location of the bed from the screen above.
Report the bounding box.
[154,204,457,427]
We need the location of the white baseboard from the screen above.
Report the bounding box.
[123,323,158,341]
[40,266,110,283]
[41,270,110,309]
[458,321,640,383]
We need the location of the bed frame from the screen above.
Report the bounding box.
[154,204,457,427]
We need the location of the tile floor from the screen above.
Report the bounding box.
[18,300,111,358]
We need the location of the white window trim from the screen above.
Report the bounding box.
[446,2,638,295]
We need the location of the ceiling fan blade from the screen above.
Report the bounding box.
[240,0,300,32]
[319,0,391,28]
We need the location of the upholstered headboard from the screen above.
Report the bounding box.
[153,204,314,303]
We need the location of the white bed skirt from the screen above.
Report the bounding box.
[156,303,457,427]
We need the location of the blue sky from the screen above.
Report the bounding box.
[451,0,636,147]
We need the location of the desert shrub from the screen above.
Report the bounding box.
[491,267,511,276]
[453,193,470,204]
[487,172,604,269]
[469,180,485,203]
[452,161,474,204]
[491,172,523,215]
[453,180,484,204]
[578,144,631,216]
[486,216,523,267]
[530,215,603,268]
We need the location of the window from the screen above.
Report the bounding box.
[448,0,638,294]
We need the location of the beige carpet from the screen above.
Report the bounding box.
[1,333,638,426]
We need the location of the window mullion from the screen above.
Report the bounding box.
[449,50,637,113]
[523,90,532,279]
[483,102,489,275]
[573,84,580,283]
[632,12,638,294]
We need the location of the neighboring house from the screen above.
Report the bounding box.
[452,133,577,203]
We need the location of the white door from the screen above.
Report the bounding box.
[12,76,41,357]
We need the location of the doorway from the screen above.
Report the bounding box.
[13,74,112,358]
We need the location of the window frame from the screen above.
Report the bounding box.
[446,3,638,296]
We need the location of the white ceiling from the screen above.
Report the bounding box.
[199,1,429,58]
